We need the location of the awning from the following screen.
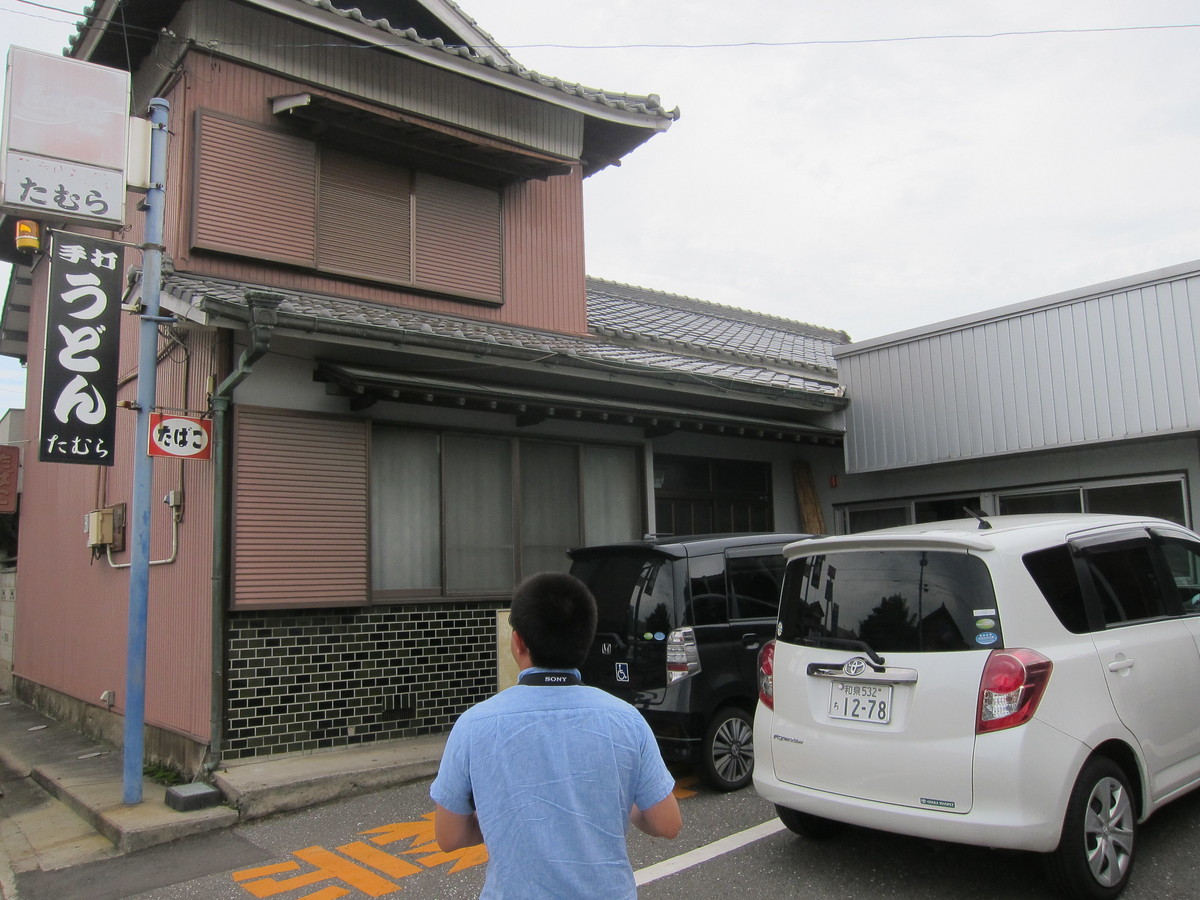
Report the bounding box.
[315,361,843,444]
[272,92,575,183]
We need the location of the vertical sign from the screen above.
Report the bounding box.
[39,233,123,465]
[1,47,130,228]
[0,445,18,514]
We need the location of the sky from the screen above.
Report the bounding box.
[2,0,1200,416]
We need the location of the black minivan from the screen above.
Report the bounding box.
[568,533,809,790]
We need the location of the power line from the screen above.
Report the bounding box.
[497,23,1200,50]
[9,1,1200,53]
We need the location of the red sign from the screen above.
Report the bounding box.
[0,445,18,513]
[148,413,212,460]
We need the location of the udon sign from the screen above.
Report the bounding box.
[148,413,212,460]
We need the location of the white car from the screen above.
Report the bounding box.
[753,514,1200,900]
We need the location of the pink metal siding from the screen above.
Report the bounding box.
[14,252,219,742]
[503,172,588,333]
[164,57,589,335]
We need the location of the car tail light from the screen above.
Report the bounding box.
[976,648,1052,733]
[666,627,701,684]
[758,640,776,710]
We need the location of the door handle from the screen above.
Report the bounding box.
[742,633,761,650]
[1107,658,1135,673]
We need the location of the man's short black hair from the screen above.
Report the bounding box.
[510,573,598,669]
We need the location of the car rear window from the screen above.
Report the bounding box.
[779,550,1000,652]
[569,552,678,640]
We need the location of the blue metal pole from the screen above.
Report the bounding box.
[123,97,170,805]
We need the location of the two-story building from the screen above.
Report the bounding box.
[0,0,848,774]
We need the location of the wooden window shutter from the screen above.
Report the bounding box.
[317,150,413,283]
[413,172,502,302]
[231,407,369,609]
[192,113,317,267]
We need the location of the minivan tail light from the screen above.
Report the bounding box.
[977,648,1052,733]
[758,640,776,710]
[666,627,701,683]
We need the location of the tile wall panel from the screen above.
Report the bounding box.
[223,602,503,759]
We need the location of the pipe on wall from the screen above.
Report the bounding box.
[203,291,283,775]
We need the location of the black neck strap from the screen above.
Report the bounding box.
[519,670,581,686]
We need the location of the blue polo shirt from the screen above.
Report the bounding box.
[430,668,676,900]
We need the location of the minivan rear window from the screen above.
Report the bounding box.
[569,552,678,640]
[779,550,1000,653]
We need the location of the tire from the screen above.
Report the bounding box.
[775,804,844,840]
[699,706,754,791]
[1044,756,1136,900]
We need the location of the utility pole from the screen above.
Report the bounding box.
[123,97,170,805]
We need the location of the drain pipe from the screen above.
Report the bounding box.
[204,291,283,776]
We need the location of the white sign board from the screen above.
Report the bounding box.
[1,46,130,228]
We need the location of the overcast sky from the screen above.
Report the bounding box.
[3,0,1199,416]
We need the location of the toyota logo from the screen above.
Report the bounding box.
[843,657,868,676]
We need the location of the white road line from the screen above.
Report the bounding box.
[634,819,787,886]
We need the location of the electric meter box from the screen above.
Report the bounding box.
[86,508,114,548]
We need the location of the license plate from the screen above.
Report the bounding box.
[829,680,892,724]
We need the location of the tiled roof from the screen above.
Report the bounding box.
[587,278,849,375]
[161,273,845,401]
[296,0,680,122]
[68,2,677,126]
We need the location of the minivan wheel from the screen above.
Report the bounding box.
[699,706,754,791]
[1044,757,1136,900]
[775,804,844,840]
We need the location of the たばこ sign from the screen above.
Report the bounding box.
[148,413,212,460]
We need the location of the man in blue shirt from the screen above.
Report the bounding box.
[431,572,682,899]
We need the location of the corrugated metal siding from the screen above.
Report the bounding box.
[501,170,587,333]
[168,57,589,335]
[193,112,317,267]
[840,273,1200,473]
[232,408,370,609]
[15,256,218,741]
[181,0,584,158]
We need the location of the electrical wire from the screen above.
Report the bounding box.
[497,22,1200,50]
[9,0,1200,53]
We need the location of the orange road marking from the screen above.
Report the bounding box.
[234,862,300,881]
[359,814,437,846]
[673,776,700,799]
[406,841,489,874]
[235,786,707,897]
[291,847,402,897]
[336,841,422,879]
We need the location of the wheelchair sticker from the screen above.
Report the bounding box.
[615,663,630,682]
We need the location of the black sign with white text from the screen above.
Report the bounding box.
[39,233,123,465]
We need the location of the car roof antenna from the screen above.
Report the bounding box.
[964,507,992,530]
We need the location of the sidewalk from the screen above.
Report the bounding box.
[0,696,446,895]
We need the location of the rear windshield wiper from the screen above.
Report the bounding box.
[806,636,886,669]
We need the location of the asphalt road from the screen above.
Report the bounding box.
[15,765,1200,899]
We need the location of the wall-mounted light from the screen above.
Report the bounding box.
[15,219,41,252]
